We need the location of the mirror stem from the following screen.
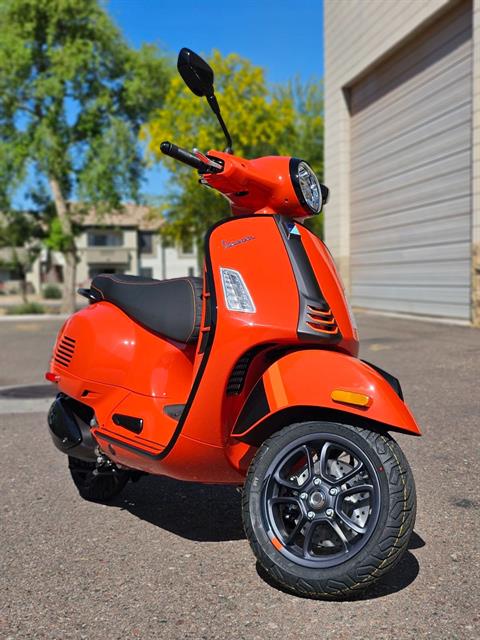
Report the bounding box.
[207,94,233,154]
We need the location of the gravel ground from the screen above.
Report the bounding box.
[0,313,479,639]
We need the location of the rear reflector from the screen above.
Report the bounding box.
[45,372,60,383]
[331,389,372,408]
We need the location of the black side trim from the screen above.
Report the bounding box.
[112,413,144,434]
[362,361,404,401]
[226,344,273,395]
[235,405,420,446]
[275,215,341,344]
[233,379,270,434]
[97,215,274,461]
[198,331,209,354]
[163,404,185,421]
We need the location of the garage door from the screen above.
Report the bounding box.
[349,0,472,320]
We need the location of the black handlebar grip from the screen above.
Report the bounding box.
[160,141,206,170]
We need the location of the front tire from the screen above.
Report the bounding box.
[243,421,416,599]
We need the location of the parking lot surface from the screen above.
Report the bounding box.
[1,314,479,639]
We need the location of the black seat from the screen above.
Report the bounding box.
[90,274,203,344]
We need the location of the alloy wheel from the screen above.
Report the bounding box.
[261,433,381,568]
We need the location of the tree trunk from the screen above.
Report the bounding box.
[49,178,77,314]
[12,249,28,304]
[19,274,28,304]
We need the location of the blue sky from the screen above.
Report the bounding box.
[15,1,324,207]
[108,0,324,85]
[108,0,324,197]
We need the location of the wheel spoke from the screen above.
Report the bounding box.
[301,444,314,482]
[339,483,374,498]
[335,508,367,535]
[285,515,307,545]
[269,496,301,508]
[273,469,302,490]
[331,461,364,486]
[319,441,334,480]
[273,444,314,489]
[302,521,318,557]
[327,518,350,552]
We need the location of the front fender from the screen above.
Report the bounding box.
[231,349,421,442]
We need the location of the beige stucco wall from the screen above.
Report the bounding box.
[473,0,480,324]
[139,235,198,280]
[324,0,464,291]
[76,227,139,284]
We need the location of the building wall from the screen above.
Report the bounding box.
[139,235,198,280]
[23,228,198,293]
[324,0,463,286]
[473,0,480,323]
[76,227,139,285]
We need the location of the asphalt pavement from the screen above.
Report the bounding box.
[0,313,479,639]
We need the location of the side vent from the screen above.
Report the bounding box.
[54,335,76,367]
[226,345,271,396]
[305,305,339,336]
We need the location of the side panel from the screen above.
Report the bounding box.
[52,301,195,398]
[232,350,421,438]
[50,302,196,452]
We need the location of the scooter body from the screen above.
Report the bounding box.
[46,48,420,599]
[48,210,419,482]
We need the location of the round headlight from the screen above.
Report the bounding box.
[289,158,322,215]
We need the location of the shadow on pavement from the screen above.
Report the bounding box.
[111,475,424,599]
[256,531,424,600]
[112,474,245,542]
[112,472,426,601]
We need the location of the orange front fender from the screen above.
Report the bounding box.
[231,350,421,443]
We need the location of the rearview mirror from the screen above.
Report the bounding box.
[177,48,233,154]
[177,48,215,98]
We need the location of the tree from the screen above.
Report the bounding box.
[285,79,324,238]
[0,211,43,303]
[0,0,170,312]
[145,51,325,252]
[145,51,297,258]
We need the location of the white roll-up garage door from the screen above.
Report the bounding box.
[349,0,472,320]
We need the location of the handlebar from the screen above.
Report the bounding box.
[160,141,222,173]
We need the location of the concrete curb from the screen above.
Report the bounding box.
[353,307,472,327]
[0,383,56,415]
[0,314,68,321]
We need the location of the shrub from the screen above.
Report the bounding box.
[42,284,62,299]
[7,302,45,315]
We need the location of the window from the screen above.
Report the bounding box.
[180,238,194,256]
[87,230,123,247]
[140,267,153,279]
[139,231,154,254]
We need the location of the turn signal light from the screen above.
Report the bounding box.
[331,389,372,407]
[220,268,256,313]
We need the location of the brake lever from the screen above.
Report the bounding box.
[193,148,223,171]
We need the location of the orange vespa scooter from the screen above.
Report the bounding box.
[46,48,419,598]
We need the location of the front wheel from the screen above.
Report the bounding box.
[243,421,416,599]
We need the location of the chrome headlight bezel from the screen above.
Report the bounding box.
[289,158,324,215]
